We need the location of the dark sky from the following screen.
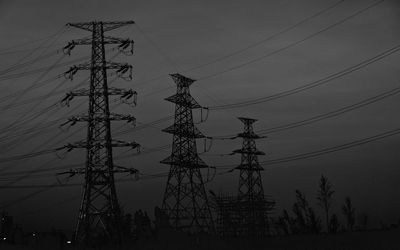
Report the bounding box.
[0,0,399,232]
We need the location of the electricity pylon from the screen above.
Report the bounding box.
[233,117,273,237]
[161,73,214,233]
[60,21,139,245]
[234,118,265,199]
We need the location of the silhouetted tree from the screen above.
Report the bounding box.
[317,175,335,233]
[277,209,294,235]
[307,207,322,233]
[121,213,133,239]
[293,190,308,233]
[329,214,340,233]
[292,190,321,234]
[154,206,170,231]
[358,213,368,231]
[134,210,153,239]
[277,217,289,235]
[342,197,355,231]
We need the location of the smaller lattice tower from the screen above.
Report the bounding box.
[233,117,271,237]
[161,73,214,233]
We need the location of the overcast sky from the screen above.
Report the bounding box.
[0,0,399,232]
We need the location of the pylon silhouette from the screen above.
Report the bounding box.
[233,117,273,236]
[161,73,214,233]
[60,21,139,245]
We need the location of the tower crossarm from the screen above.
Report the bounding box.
[61,113,136,127]
[165,93,201,109]
[237,132,266,139]
[63,140,140,151]
[64,62,132,80]
[67,21,135,32]
[58,166,139,177]
[235,163,264,171]
[113,165,139,175]
[57,168,86,177]
[65,36,133,46]
[64,36,134,56]
[160,155,208,169]
[232,149,265,155]
[162,123,204,138]
[110,140,140,149]
[61,88,136,106]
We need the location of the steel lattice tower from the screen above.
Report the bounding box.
[233,117,269,236]
[161,73,214,233]
[60,21,139,245]
[234,118,265,199]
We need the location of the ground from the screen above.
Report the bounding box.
[1,228,399,250]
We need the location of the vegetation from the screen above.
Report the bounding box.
[342,197,356,231]
[317,175,335,232]
[276,175,375,236]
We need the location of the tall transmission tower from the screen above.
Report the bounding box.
[60,21,139,245]
[161,73,214,233]
[232,117,273,237]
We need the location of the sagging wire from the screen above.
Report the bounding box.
[210,135,238,141]
[58,113,86,132]
[60,92,75,107]
[55,171,76,185]
[63,65,78,80]
[55,150,69,160]
[199,137,213,155]
[216,167,237,177]
[194,107,210,124]
[62,41,75,56]
[115,64,133,80]
[120,166,140,181]
[118,89,137,107]
[203,152,233,157]
[116,39,134,55]
[0,146,66,164]
[203,166,217,184]
[128,144,141,154]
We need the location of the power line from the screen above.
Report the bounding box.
[4,126,399,207]
[211,84,400,139]
[130,0,346,88]
[0,117,85,174]
[216,127,400,169]
[183,0,345,73]
[0,26,68,78]
[0,51,120,141]
[0,147,64,164]
[120,42,400,138]
[0,50,61,76]
[262,128,400,165]
[0,26,69,53]
[134,23,182,72]
[198,0,384,82]
[209,44,400,110]
[0,79,123,181]
[136,0,384,99]
[4,123,399,189]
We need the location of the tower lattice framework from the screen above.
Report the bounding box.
[233,117,271,237]
[61,21,139,245]
[161,73,214,233]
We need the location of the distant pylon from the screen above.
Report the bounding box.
[233,117,271,236]
[161,73,214,233]
[234,118,265,199]
[60,21,139,245]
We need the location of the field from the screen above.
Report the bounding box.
[3,228,398,250]
[152,229,400,250]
